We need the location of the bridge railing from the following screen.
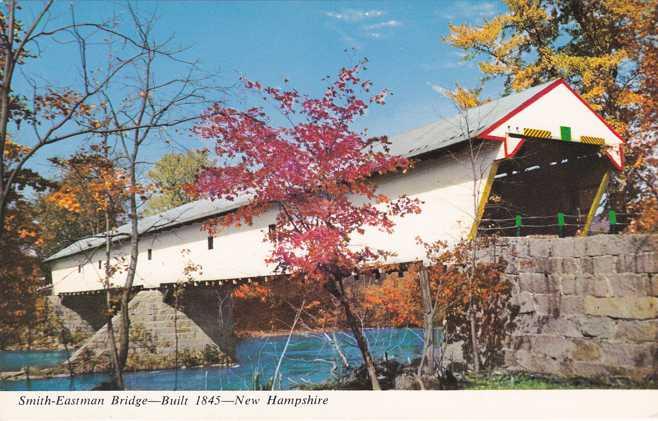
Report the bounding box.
[478,210,630,238]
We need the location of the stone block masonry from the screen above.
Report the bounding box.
[500,234,657,384]
[45,294,107,347]
[64,288,236,374]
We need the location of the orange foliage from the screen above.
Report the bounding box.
[231,276,342,334]
[232,283,270,302]
[34,88,95,120]
[46,152,128,214]
[359,269,422,327]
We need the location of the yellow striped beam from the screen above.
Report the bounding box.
[523,128,552,139]
[580,135,605,145]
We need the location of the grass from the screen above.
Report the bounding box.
[464,373,657,390]
[465,373,583,390]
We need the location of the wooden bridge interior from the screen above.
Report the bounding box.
[479,140,612,237]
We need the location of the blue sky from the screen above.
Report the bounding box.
[19,0,507,177]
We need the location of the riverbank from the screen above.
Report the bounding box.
[298,363,658,391]
[235,327,347,338]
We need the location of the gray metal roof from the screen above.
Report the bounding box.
[43,195,252,262]
[387,79,557,157]
[45,80,557,263]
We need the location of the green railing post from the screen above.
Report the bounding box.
[557,212,565,237]
[609,209,618,234]
[515,214,522,237]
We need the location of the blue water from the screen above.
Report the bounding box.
[0,350,70,371]
[1,328,424,391]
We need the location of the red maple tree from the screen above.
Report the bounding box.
[194,60,420,389]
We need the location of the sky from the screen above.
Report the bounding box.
[17,0,507,178]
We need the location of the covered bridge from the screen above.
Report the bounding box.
[45,79,624,296]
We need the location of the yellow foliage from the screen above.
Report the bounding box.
[444,84,481,111]
[445,0,657,233]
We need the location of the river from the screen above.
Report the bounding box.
[1,328,426,391]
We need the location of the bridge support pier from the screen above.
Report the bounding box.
[46,294,107,345]
[63,287,237,374]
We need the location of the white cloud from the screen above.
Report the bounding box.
[324,9,385,22]
[428,82,448,96]
[324,9,402,45]
[364,20,402,31]
[441,1,499,21]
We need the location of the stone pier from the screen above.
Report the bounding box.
[62,287,236,373]
[46,294,107,346]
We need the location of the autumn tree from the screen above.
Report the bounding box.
[144,150,210,216]
[194,60,420,390]
[0,0,163,240]
[96,6,222,389]
[37,145,127,257]
[0,1,197,359]
[419,237,515,373]
[0,140,51,348]
[445,0,657,231]
[359,268,422,328]
[43,143,129,386]
[427,82,493,374]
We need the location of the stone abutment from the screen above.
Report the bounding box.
[499,234,657,383]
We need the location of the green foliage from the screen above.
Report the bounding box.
[177,349,202,368]
[202,345,222,364]
[144,150,210,216]
[464,373,658,390]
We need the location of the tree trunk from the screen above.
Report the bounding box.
[466,130,481,375]
[117,165,139,370]
[469,239,481,374]
[334,276,381,390]
[418,266,435,375]
[104,211,124,389]
[0,0,53,240]
[329,331,350,370]
[469,310,480,373]
[0,1,16,242]
[105,289,124,388]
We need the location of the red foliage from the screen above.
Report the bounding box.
[194,60,421,281]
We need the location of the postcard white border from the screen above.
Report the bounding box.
[0,390,657,420]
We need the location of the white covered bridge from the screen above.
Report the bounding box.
[45,79,624,296]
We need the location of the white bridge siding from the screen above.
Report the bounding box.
[50,209,278,295]
[50,79,622,295]
[50,143,499,295]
